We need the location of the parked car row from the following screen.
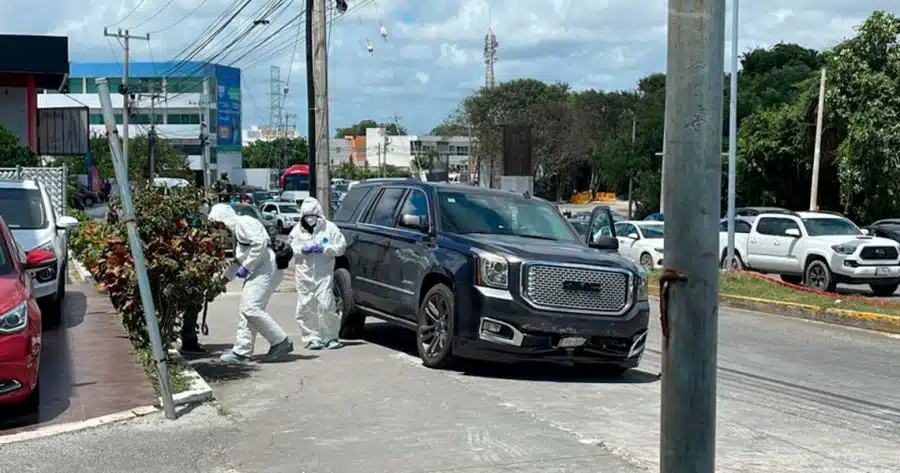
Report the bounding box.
[0,178,81,414]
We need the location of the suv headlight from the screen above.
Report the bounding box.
[474,251,509,289]
[635,269,649,302]
[34,242,54,253]
[831,244,855,255]
[0,301,28,334]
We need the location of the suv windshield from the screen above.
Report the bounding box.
[438,191,577,242]
[803,217,860,236]
[0,188,47,229]
[231,204,261,219]
[277,204,300,213]
[636,223,664,238]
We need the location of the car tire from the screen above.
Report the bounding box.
[805,259,836,292]
[639,252,654,271]
[416,283,456,369]
[869,282,899,297]
[23,381,40,414]
[720,250,745,270]
[334,268,365,339]
[40,268,66,329]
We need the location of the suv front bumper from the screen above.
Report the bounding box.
[453,285,651,367]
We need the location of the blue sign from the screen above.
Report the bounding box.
[215,65,242,152]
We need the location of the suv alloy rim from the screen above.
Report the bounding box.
[807,263,827,291]
[420,294,450,359]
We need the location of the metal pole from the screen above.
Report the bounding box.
[660,1,725,473]
[313,0,331,211]
[809,68,826,211]
[95,78,177,420]
[149,95,157,180]
[305,0,317,196]
[629,113,636,219]
[725,0,739,269]
[200,77,210,188]
[659,125,666,214]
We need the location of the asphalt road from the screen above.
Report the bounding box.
[2,294,897,473]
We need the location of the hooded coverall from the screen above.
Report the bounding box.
[207,204,291,357]
[287,197,347,345]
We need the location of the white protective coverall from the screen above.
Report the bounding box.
[287,197,347,344]
[207,204,289,356]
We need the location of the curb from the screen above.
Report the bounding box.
[0,405,157,445]
[648,284,900,334]
[68,252,94,285]
[166,349,213,406]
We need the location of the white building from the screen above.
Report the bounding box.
[39,61,244,184]
[242,125,299,145]
[364,128,472,170]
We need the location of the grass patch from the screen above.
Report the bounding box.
[649,270,900,317]
[133,346,194,395]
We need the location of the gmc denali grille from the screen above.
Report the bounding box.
[523,264,630,313]
[860,246,899,260]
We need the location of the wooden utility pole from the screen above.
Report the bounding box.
[103,28,149,171]
[311,0,331,213]
[809,68,826,211]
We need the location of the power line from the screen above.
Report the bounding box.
[147,0,212,34]
[127,0,177,30]
[107,0,148,27]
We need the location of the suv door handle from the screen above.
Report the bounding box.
[773,241,780,246]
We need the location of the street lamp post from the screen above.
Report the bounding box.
[725,0,740,270]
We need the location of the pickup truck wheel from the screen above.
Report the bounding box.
[869,282,899,297]
[334,268,365,339]
[416,284,456,369]
[805,260,836,292]
[639,253,654,271]
[720,250,745,270]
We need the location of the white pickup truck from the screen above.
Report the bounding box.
[719,211,900,294]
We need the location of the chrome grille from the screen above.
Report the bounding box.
[523,264,630,313]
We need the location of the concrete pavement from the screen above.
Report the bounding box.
[1,293,898,473]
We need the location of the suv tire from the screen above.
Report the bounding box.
[416,283,456,369]
[335,268,365,339]
[805,259,836,292]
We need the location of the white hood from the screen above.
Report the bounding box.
[11,227,54,252]
[809,235,897,247]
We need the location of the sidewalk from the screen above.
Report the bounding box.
[0,284,157,435]
[224,268,295,294]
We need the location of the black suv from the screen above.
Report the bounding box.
[332,179,650,372]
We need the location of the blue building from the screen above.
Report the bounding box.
[38,61,243,184]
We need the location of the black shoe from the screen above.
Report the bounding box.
[180,342,207,354]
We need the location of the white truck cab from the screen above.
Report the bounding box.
[727,211,900,294]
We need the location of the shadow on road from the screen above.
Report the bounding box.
[362,321,659,384]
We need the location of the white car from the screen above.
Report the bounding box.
[0,180,79,325]
[260,201,303,233]
[614,220,665,270]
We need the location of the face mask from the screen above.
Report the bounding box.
[301,215,319,231]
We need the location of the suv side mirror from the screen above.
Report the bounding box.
[784,228,801,237]
[590,236,620,251]
[56,215,79,230]
[628,232,639,240]
[399,214,427,232]
[860,228,870,235]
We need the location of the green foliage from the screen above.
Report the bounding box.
[335,119,406,137]
[53,136,191,181]
[332,161,408,180]
[0,125,39,167]
[241,137,308,168]
[70,186,229,348]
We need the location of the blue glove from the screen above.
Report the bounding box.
[301,242,320,254]
[235,266,249,278]
[311,245,324,254]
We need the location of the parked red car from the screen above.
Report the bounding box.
[0,215,55,412]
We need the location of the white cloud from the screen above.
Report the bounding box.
[0,0,888,134]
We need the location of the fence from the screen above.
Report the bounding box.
[0,166,68,216]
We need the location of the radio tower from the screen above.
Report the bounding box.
[484,28,498,88]
[269,65,284,133]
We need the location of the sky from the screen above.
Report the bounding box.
[0,0,892,136]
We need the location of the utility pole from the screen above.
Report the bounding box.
[309,0,331,213]
[103,28,149,172]
[809,68,826,211]
[148,94,157,180]
[628,112,636,219]
[725,0,740,269]
[305,0,317,194]
[199,77,211,189]
[660,4,725,473]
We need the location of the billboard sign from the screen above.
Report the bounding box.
[37,106,89,155]
[215,66,242,152]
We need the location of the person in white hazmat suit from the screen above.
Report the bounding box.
[207,203,295,363]
[288,197,347,350]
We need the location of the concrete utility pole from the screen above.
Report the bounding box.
[96,78,176,420]
[311,0,331,213]
[725,0,740,269]
[148,91,161,180]
[103,28,149,171]
[199,77,211,188]
[809,68,826,211]
[628,112,636,219]
[305,0,316,193]
[660,2,725,473]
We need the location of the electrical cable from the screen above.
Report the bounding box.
[127,0,176,30]
[107,0,148,27]
[147,0,212,34]
[160,0,249,76]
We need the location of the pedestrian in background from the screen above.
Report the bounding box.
[207,203,295,363]
[288,197,347,350]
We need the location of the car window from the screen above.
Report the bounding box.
[636,223,663,238]
[263,204,274,213]
[589,210,614,241]
[277,204,300,213]
[614,222,627,235]
[231,204,260,219]
[334,186,374,222]
[366,188,406,227]
[736,221,752,233]
[0,188,47,229]
[439,191,579,242]
[397,189,428,225]
[756,217,799,236]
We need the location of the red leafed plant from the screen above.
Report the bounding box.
[70,185,230,348]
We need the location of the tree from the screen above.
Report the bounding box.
[54,135,192,181]
[0,125,39,167]
[335,119,406,137]
[242,137,308,168]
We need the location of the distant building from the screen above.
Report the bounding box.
[364,128,473,171]
[242,125,299,145]
[38,61,243,184]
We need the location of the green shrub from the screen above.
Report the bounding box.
[73,184,229,348]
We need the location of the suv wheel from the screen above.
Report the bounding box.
[416,284,456,369]
[639,253,654,271]
[334,268,365,339]
[805,260,836,292]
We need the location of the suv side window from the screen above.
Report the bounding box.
[736,221,752,233]
[334,186,374,222]
[614,222,627,235]
[397,189,428,224]
[365,188,406,227]
[756,217,799,236]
